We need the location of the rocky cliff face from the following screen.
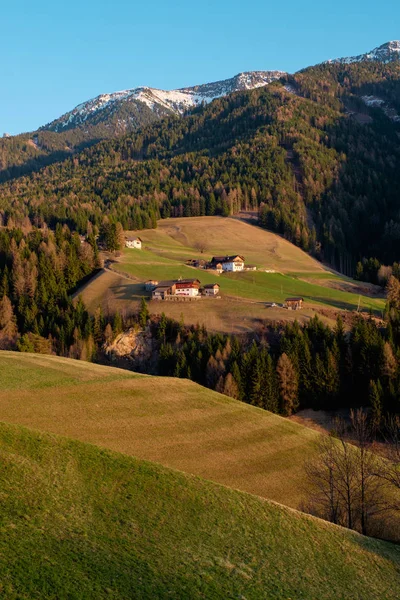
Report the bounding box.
[104,327,154,370]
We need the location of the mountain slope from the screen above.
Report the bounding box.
[0,40,398,185]
[2,58,400,269]
[1,42,400,270]
[1,419,400,599]
[42,70,285,133]
[326,40,400,65]
[0,71,283,182]
[0,351,321,508]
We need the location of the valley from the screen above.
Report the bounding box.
[1,31,400,599]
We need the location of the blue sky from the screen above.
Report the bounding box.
[1,0,398,135]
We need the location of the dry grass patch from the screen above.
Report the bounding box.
[0,352,321,508]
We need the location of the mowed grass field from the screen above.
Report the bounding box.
[78,217,384,331]
[2,422,400,600]
[0,352,322,509]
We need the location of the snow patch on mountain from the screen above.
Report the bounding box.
[43,71,285,133]
[361,95,400,122]
[326,41,400,65]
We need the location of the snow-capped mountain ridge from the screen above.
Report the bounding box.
[37,41,400,135]
[326,41,400,65]
[42,71,285,133]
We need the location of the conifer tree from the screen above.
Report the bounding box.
[276,353,299,416]
[369,380,383,433]
[139,297,150,329]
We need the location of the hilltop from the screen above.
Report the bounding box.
[1,418,400,599]
[326,40,400,65]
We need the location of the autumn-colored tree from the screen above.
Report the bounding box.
[0,295,18,349]
[276,353,298,415]
[386,275,400,311]
[222,373,240,399]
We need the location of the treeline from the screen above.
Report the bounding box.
[0,100,164,182]
[1,60,400,275]
[355,257,400,286]
[134,297,399,425]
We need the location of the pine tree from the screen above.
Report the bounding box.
[158,312,167,342]
[230,361,243,400]
[139,297,150,329]
[369,380,383,433]
[276,353,299,416]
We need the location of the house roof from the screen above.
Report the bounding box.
[153,278,201,288]
[285,297,304,302]
[176,281,200,289]
[126,236,142,242]
[204,283,220,289]
[211,255,245,263]
[178,278,201,284]
[157,280,178,287]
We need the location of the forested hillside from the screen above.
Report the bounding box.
[0,100,161,182]
[0,61,400,274]
[0,226,101,356]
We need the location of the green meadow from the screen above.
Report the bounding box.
[116,217,384,313]
[0,418,399,599]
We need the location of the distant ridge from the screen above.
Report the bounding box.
[41,70,285,133]
[325,40,400,65]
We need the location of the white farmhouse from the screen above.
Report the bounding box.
[211,255,245,272]
[174,279,201,297]
[125,236,142,249]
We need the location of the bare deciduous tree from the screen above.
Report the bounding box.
[304,411,392,537]
[194,240,209,255]
[378,416,400,509]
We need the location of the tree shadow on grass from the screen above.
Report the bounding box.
[307,296,382,316]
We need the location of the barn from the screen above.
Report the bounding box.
[285,297,304,310]
[203,283,220,296]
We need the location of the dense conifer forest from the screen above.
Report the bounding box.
[2,224,400,426]
[0,61,400,275]
[0,227,102,356]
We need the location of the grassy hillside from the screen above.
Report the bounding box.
[79,217,384,332]
[1,420,400,600]
[0,351,322,508]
